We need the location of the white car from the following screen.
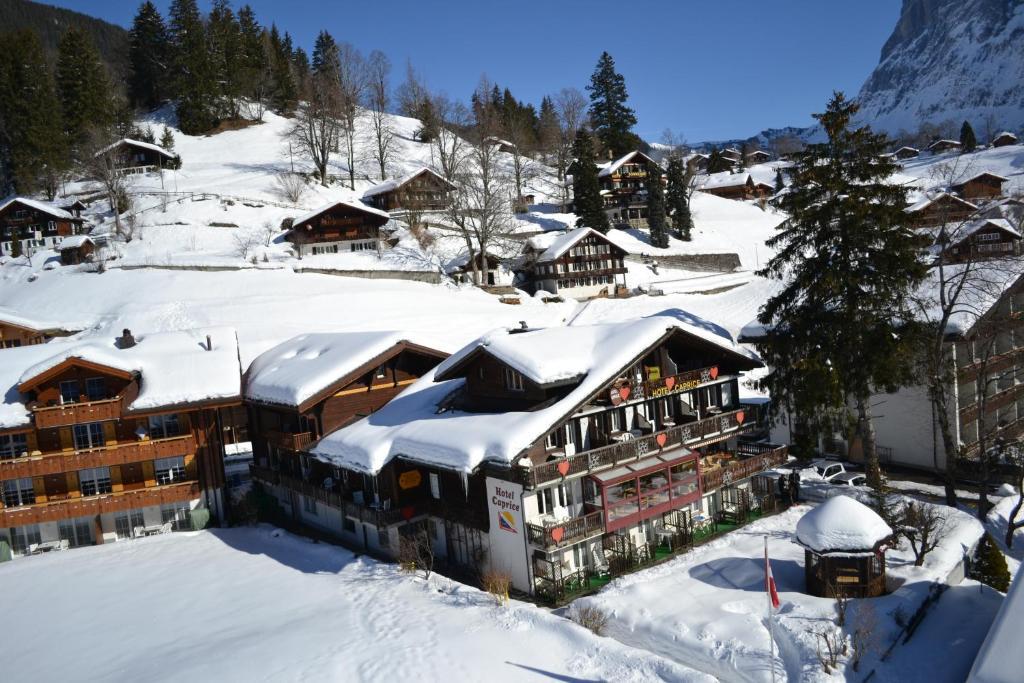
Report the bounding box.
[811,460,847,481]
[830,472,868,487]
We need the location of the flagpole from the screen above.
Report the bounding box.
[765,535,777,683]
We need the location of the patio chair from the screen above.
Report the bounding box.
[591,547,611,578]
[159,522,173,534]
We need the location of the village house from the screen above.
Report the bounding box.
[245,332,450,557]
[285,199,392,257]
[928,139,962,155]
[0,327,243,558]
[60,199,87,219]
[941,218,1021,262]
[745,150,771,165]
[720,148,742,163]
[362,167,456,214]
[0,197,86,256]
[893,146,920,160]
[686,153,709,173]
[905,192,979,227]
[950,172,1007,201]
[58,235,95,266]
[991,131,1019,148]
[522,227,628,300]
[586,150,663,229]
[309,312,787,600]
[448,251,515,288]
[698,172,773,201]
[483,137,518,154]
[0,307,83,349]
[95,138,178,174]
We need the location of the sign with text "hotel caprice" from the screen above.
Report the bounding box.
[484,476,530,592]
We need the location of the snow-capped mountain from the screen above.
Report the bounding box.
[855,0,1024,136]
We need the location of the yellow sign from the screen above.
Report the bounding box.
[398,470,422,490]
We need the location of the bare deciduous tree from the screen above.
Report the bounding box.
[273,171,307,204]
[398,525,435,579]
[287,70,340,186]
[395,60,429,120]
[233,230,261,260]
[85,131,130,239]
[555,87,587,206]
[336,43,367,191]
[430,94,470,184]
[261,220,278,247]
[902,501,950,566]
[365,50,395,181]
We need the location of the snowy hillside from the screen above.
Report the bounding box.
[855,0,1024,135]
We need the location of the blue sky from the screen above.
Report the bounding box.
[48,0,900,141]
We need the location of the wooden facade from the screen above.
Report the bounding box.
[286,201,391,257]
[700,175,768,201]
[363,168,455,213]
[991,132,1018,148]
[0,198,85,257]
[893,146,920,160]
[945,220,1022,262]
[98,139,176,173]
[59,236,95,265]
[590,150,663,229]
[951,172,1006,201]
[928,139,962,154]
[526,229,628,300]
[907,193,978,227]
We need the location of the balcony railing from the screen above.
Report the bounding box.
[0,434,196,480]
[266,430,316,452]
[699,443,788,492]
[31,396,124,429]
[251,465,406,527]
[526,510,605,549]
[0,481,199,527]
[527,408,751,488]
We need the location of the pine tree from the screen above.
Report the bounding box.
[571,129,610,233]
[56,27,112,157]
[267,26,296,112]
[755,92,928,500]
[207,0,242,118]
[706,147,731,173]
[0,30,66,196]
[665,157,693,240]
[646,163,668,247]
[959,120,977,153]
[128,1,169,110]
[774,169,785,194]
[970,533,1010,592]
[586,52,638,158]
[168,0,217,133]
[160,127,175,151]
[537,95,560,161]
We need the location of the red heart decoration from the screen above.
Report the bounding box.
[557,460,570,476]
[665,377,675,390]
[619,386,631,401]
[401,505,415,521]
[735,411,745,424]
[656,433,667,448]
[550,526,564,543]
[709,366,719,380]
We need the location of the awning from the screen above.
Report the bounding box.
[591,448,694,485]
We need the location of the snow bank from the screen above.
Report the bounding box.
[795,494,893,552]
[968,569,1024,683]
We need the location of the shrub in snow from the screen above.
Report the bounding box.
[970,533,1010,592]
[569,604,609,637]
[481,569,511,606]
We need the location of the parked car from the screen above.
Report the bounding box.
[811,459,847,481]
[830,472,868,487]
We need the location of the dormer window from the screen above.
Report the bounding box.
[504,368,525,392]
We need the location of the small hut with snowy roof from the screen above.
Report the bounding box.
[796,495,893,598]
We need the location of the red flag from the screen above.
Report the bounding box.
[764,543,781,609]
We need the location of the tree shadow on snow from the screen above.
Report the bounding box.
[503,663,600,683]
[206,525,360,575]
[688,556,804,592]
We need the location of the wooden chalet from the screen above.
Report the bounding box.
[95,138,177,174]
[285,200,391,257]
[0,307,82,349]
[720,148,742,162]
[362,168,456,214]
[942,218,1022,262]
[0,328,242,557]
[245,332,450,556]
[58,235,95,266]
[905,192,978,227]
[928,139,962,155]
[951,172,1007,201]
[449,251,514,288]
[524,228,628,300]
[686,154,710,173]
[309,314,787,600]
[699,172,768,201]
[483,137,518,154]
[745,150,771,164]
[0,198,85,257]
[588,150,664,229]
[893,146,920,160]
[60,200,87,218]
[991,131,1018,148]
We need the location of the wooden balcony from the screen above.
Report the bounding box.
[0,480,199,527]
[265,430,316,452]
[527,510,605,549]
[31,396,123,429]
[250,465,404,527]
[527,408,752,488]
[0,434,196,480]
[699,442,789,492]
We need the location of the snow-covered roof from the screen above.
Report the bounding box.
[952,171,1009,186]
[795,495,893,553]
[291,199,391,228]
[245,331,422,408]
[992,131,1017,140]
[58,235,93,250]
[96,138,175,160]
[361,167,454,198]
[0,306,84,334]
[0,197,78,221]
[928,139,961,149]
[968,565,1024,683]
[905,192,978,213]
[311,309,760,475]
[598,150,661,178]
[700,172,753,190]
[531,227,615,262]
[956,218,1021,240]
[15,327,241,417]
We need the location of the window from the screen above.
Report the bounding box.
[639,471,671,509]
[161,503,191,531]
[342,517,356,533]
[3,478,35,507]
[10,524,41,555]
[429,472,440,499]
[303,495,318,516]
[58,518,93,547]
[504,367,525,392]
[670,460,698,499]
[60,380,80,404]
[155,456,186,484]
[79,467,112,496]
[375,364,388,379]
[148,413,181,439]
[73,422,105,450]
[537,487,554,515]
[0,432,28,460]
[605,480,640,522]
[85,377,107,401]
[977,232,1001,242]
[114,510,145,539]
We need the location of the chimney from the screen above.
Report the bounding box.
[206,334,213,351]
[119,328,135,349]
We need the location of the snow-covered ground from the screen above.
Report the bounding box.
[0,525,710,682]
[576,498,989,682]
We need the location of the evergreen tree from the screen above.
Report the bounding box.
[959,120,977,153]
[168,0,217,133]
[571,129,610,233]
[755,92,928,499]
[646,163,668,247]
[0,30,66,196]
[128,1,169,110]
[665,157,693,240]
[774,169,785,194]
[970,533,1010,592]
[56,27,112,157]
[586,52,638,157]
[10,237,22,258]
[706,147,731,173]
[160,127,175,151]
[207,0,242,118]
[311,30,340,79]
[267,26,296,112]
